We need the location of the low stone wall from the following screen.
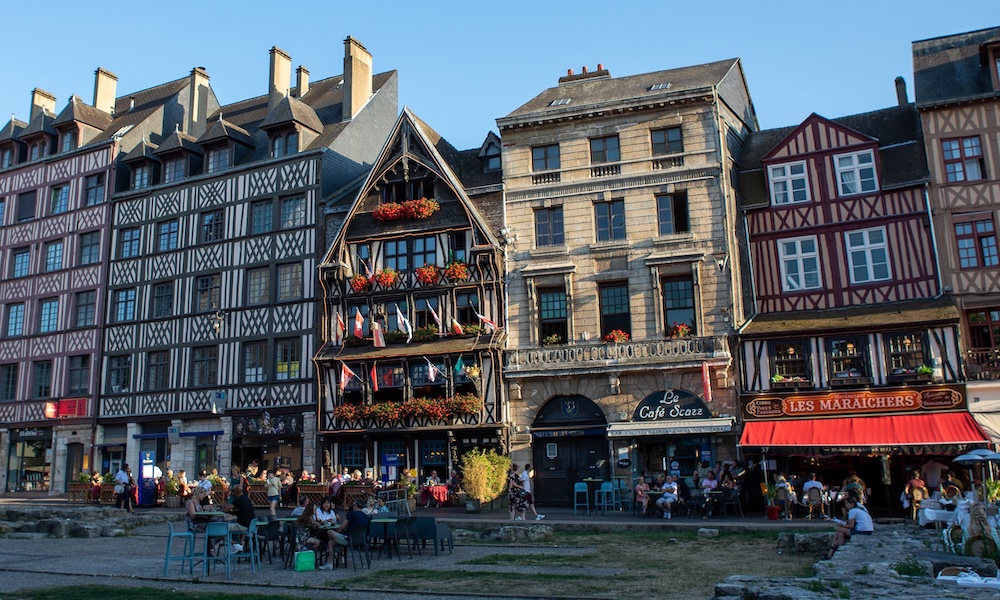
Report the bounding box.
[0,506,181,539]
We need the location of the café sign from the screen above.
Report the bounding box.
[743,386,964,420]
[634,389,711,422]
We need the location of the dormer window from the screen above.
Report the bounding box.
[29,142,46,161]
[207,147,229,173]
[163,158,185,184]
[60,130,77,153]
[132,164,150,190]
[768,162,810,205]
[834,150,877,196]
[271,131,299,158]
[484,143,500,172]
[0,148,11,169]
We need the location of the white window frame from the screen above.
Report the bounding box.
[778,235,822,292]
[768,161,810,205]
[834,150,878,196]
[845,226,891,284]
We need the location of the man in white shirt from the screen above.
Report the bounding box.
[114,464,134,513]
[920,459,947,489]
[520,464,545,520]
[802,473,824,494]
[656,476,679,518]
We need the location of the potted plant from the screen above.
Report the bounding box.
[413,325,438,342]
[541,333,563,346]
[604,329,630,343]
[668,322,691,338]
[350,274,371,293]
[399,469,419,511]
[383,330,408,344]
[372,197,441,222]
[414,264,439,286]
[374,268,399,288]
[164,476,183,508]
[460,448,510,513]
[444,260,469,281]
[344,334,370,347]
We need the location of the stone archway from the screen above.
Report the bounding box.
[530,395,609,506]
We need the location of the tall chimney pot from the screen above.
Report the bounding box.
[188,67,211,138]
[296,65,310,98]
[93,68,118,115]
[582,66,588,74]
[30,88,56,122]
[597,63,604,71]
[567,69,573,76]
[343,36,373,121]
[268,46,292,112]
[894,76,908,106]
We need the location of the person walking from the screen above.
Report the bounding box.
[266,469,282,515]
[520,464,545,520]
[114,464,134,514]
[508,464,527,521]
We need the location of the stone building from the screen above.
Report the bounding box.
[496,61,757,505]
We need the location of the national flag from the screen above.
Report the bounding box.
[353,307,364,339]
[395,304,412,343]
[454,356,466,377]
[425,357,441,382]
[340,362,358,392]
[335,312,346,344]
[372,321,386,348]
[357,253,373,278]
[451,317,464,335]
[427,302,442,330]
[475,311,497,333]
[370,361,379,393]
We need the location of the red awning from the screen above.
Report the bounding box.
[739,412,989,454]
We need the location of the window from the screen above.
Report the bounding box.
[411,359,446,387]
[449,231,467,263]
[146,350,170,391]
[884,331,926,375]
[0,147,12,169]
[0,198,4,225]
[771,340,811,383]
[942,136,985,183]
[79,232,100,265]
[163,158,184,183]
[11,247,29,277]
[531,144,560,171]
[251,200,273,234]
[280,196,305,229]
[271,132,298,158]
[131,164,150,190]
[484,143,501,172]
[535,207,564,247]
[275,338,300,380]
[385,240,408,272]
[387,300,410,333]
[107,355,131,393]
[656,192,690,235]
[157,220,179,252]
[207,147,229,173]
[50,186,69,215]
[74,291,96,327]
[195,274,221,312]
[954,214,999,269]
[422,440,447,467]
[538,288,568,343]
[828,337,870,385]
[845,227,891,284]
[17,191,36,222]
[413,236,436,266]
[661,276,695,335]
[29,143,44,161]
[113,289,136,322]
[456,291,479,326]
[590,135,620,164]
[68,355,90,395]
[243,341,267,383]
[383,237,436,272]
[768,162,810,205]
[60,130,77,153]
[967,309,1000,349]
[191,346,218,387]
[341,443,364,470]
[277,263,302,301]
[599,283,630,339]
[595,198,626,242]
[151,282,174,318]
[834,150,877,196]
[779,236,821,291]
[413,297,441,328]
[44,240,63,272]
[200,210,224,243]
[84,174,105,206]
[38,298,58,333]
[0,364,17,402]
[32,361,52,398]
[246,268,270,305]
[6,303,25,337]
[651,127,683,155]
[118,228,141,258]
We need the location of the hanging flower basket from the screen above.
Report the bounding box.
[350,274,371,293]
[604,329,630,343]
[415,264,439,286]
[374,268,399,288]
[372,197,441,222]
[333,394,483,422]
[444,260,469,281]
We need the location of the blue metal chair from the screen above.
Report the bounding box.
[573,482,589,515]
[347,523,372,570]
[202,521,232,578]
[163,521,195,576]
[229,518,260,574]
[594,482,615,514]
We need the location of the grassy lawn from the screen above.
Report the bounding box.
[2,586,316,600]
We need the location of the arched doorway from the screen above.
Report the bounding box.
[530,395,608,506]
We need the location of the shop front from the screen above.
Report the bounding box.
[6,427,53,493]
[530,395,609,506]
[231,411,304,475]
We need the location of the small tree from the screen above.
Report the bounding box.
[460,448,510,503]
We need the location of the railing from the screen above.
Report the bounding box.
[966,349,1000,380]
[332,411,484,431]
[591,164,621,178]
[532,172,561,185]
[506,336,729,374]
[652,155,685,170]
[348,261,494,295]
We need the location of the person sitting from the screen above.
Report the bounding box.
[634,476,650,515]
[447,469,462,494]
[226,485,256,550]
[320,498,370,570]
[828,495,873,558]
[90,473,103,504]
[904,470,928,518]
[290,495,309,517]
[374,497,390,514]
[842,473,867,504]
[802,473,826,519]
[941,472,963,496]
[700,471,720,517]
[656,476,679,519]
[362,497,378,516]
[293,502,322,555]
[186,487,211,533]
[426,470,442,486]
[314,497,338,526]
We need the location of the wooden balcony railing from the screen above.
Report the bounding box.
[506,336,730,375]
[966,349,1000,380]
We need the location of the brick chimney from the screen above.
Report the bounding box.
[894,76,908,106]
[93,68,118,115]
[188,67,211,138]
[343,36,372,121]
[268,46,292,112]
[30,88,56,121]
[296,66,310,98]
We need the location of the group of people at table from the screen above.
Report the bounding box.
[634,461,742,519]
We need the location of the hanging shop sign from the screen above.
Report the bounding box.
[633,389,711,422]
[743,385,965,420]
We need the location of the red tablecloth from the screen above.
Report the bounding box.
[421,484,449,505]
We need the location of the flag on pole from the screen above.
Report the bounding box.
[357,253,373,278]
[454,356,466,377]
[340,362,358,392]
[395,304,412,343]
[353,307,364,339]
[475,311,497,333]
[370,361,379,393]
[372,321,386,348]
[335,312,346,345]
[427,302,443,330]
[425,357,441,382]
[450,317,464,335]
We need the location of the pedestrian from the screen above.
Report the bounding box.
[114,464,134,514]
[520,464,545,520]
[508,463,527,521]
[266,469,282,515]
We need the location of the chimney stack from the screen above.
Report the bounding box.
[343,36,373,121]
[93,68,118,115]
[582,65,589,74]
[188,67,211,138]
[30,88,56,121]
[268,46,292,112]
[894,76,908,106]
[296,65,310,98]
[567,68,574,76]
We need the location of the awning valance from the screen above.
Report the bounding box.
[738,412,989,454]
[607,418,734,438]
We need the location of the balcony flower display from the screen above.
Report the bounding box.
[668,322,691,338]
[372,197,441,222]
[541,333,563,346]
[444,260,469,281]
[413,325,438,342]
[604,329,630,343]
[415,264,439,286]
[771,374,808,383]
[350,274,370,293]
[332,393,483,422]
[374,267,399,288]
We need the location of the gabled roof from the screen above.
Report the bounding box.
[19,108,58,138]
[258,95,323,133]
[121,139,158,163]
[52,95,113,131]
[738,105,928,208]
[913,26,1000,107]
[96,76,190,142]
[197,116,255,147]
[0,118,27,144]
[154,128,203,156]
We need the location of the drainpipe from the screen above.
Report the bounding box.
[923,185,943,294]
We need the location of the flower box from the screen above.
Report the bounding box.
[444,261,469,281]
[604,329,630,343]
[373,197,440,222]
[374,268,399,288]
[415,264,439,286]
[350,274,371,293]
[770,380,812,391]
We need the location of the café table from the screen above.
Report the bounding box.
[421,484,449,508]
[369,517,399,560]
[918,506,957,528]
[581,478,604,506]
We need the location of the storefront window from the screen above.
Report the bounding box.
[884,331,927,376]
[6,433,51,492]
[770,340,811,385]
[421,439,447,477]
[827,337,871,385]
[341,443,364,470]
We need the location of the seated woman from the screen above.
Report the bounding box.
[828,495,873,558]
[634,476,650,515]
[186,487,210,533]
[294,502,322,555]
[314,497,338,527]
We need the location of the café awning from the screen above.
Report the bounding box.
[739,412,989,454]
[969,397,1000,444]
[607,417,735,438]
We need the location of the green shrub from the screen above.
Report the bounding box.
[460,448,510,503]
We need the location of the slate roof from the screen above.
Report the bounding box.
[121,139,158,162]
[737,105,928,208]
[197,116,255,147]
[19,108,58,138]
[500,59,737,122]
[97,77,189,141]
[52,96,113,131]
[258,95,323,133]
[741,297,959,336]
[154,129,203,155]
[913,26,1000,106]
[0,118,27,144]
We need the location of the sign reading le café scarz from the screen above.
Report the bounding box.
[743,386,965,420]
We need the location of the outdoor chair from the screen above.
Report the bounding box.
[347,523,372,570]
[413,516,453,556]
[687,489,706,517]
[910,487,927,521]
[594,482,615,514]
[229,518,260,575]
[805,488,825,520]
[202,521,232,578]
[573,482,589,515]
[775,487,792,520]
[721,488,743,518]
[163,521,195,576]
[395,516,419,558]
[259,519,283,563]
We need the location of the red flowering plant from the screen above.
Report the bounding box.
[350,274,370,293]
[374,268,399,288]
[333,404,362,420]
[668,322,691,338]
[414,264,439,286]
[603,329,630,343]
[444,260,469,281]
[372,197,440,222]
[369,402,403,421]
[445,393,483,415]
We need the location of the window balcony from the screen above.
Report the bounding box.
[590,164,621,178]
[505,336,729,375]
[652,155,685,170]
[532,172,561,185]
[966,348,1000,380]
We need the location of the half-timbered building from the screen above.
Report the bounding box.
[737,105,987,497]
[496,61,757,505]
[315,108,505,482]
[913,27,1000,446]
[101,39,397,481]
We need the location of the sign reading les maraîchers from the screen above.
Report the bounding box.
[743,386,964,420]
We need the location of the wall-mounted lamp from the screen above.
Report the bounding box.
[500,227,517,247]
[208,310,228,335]
[714,252,730,271]
[618,410,630,421]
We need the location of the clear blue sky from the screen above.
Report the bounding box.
[1,1,994,150]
